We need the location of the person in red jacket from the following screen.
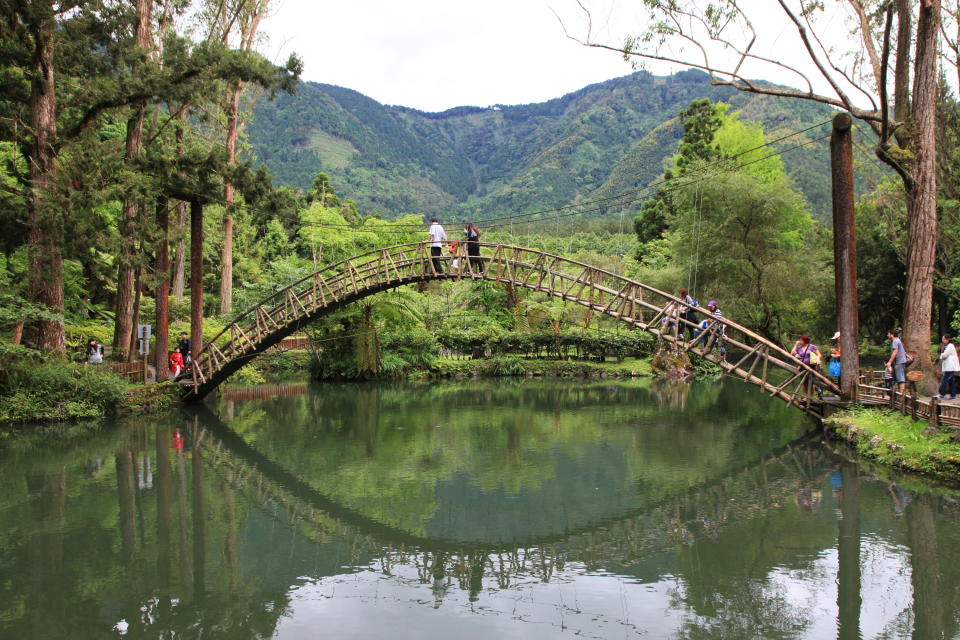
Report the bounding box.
[169,349,184,378]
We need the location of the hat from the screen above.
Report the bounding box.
[707,300,717,307]
[831,331,840,340]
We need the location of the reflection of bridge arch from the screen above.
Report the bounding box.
[189,404,822,554]
[182,243,840,416]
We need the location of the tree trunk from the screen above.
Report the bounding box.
[24,7,65,356]
[219,86,240,315]
[155,199,170,378]
[906,494,945,639]
[190,200,204,358]
[836,463,861,640]
[113,0,152,358]
[171,200,187,301]
[114,195,139,360]
[11,321,23,345]
[893,0,912,124]
[901,0,940,385]
[127,263,143,362]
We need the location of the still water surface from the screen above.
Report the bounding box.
[2,377,959,639]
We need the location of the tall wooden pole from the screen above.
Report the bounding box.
[831,113,860,398]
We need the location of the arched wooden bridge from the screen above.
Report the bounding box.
[181,242,840,416]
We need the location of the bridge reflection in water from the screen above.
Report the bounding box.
[1,379,959,639]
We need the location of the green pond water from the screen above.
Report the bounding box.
[2,377,960,639]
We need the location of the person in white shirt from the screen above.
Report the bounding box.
[936,334,959,399]
[427,217,447,274]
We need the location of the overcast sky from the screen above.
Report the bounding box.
[259,0,858,113]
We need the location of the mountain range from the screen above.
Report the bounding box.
[248,69,850,224]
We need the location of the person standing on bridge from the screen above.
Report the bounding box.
[464,223,483,272]
[177,332,192,365]
[677,288,698,340]
[791,334,821,370]
[885,329,907,395]
[427,217,447,274]
[706,300,726,361]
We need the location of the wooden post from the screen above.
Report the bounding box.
[911,386,918,420]
[929,396,940,427]
[831,113,860,399]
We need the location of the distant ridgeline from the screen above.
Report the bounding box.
[248,69,858,225]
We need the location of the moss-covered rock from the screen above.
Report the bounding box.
[118,381,181,415]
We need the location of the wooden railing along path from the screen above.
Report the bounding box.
[856,371,960,428]
[107,361,146,382]
[179,242,841,416]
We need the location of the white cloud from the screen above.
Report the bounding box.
[260,0,636,111]
[259,0,907,113]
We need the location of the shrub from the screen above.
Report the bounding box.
[0,355,128,425]
[225,366,267,387]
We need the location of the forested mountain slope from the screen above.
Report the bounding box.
[249,69,844,223]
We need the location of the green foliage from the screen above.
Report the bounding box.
[225,366,267,387]
[249,71,842,223]
[666,164,830,339]
[826,407,960,481]
[0,356,128,425]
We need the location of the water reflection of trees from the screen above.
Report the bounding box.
[1,398,959,638]
[211,379,815,540]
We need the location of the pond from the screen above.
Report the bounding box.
[1,377,959,639]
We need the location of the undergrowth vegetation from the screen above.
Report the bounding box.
[0,350,129,425]
[825,407,960,481]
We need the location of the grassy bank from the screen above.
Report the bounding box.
[824,407,960,482]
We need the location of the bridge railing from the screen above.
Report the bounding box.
[184,242,840,412]
[857,370,960,428]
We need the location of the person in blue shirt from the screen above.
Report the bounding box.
[885,328,907,395]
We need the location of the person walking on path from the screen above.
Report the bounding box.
[86,339,103,365]
[427,217,447,274]
[935,334,959,400]
[464,223,483,272]
[169,349,184,378]
[885,329,907,396]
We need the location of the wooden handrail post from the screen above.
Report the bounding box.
[831,113,860,399]
[929,396,940,427]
